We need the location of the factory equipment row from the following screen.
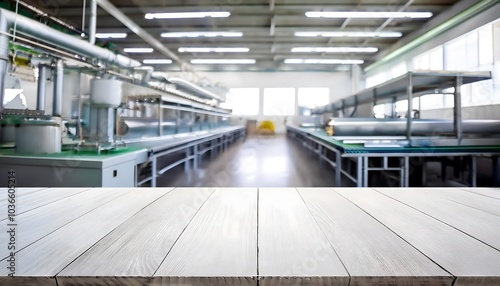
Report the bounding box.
[0,8,240,187]
[293,71,500,187]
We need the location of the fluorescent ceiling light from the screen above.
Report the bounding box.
[294,31,402,38]
[292,47,378,53]
[305,11,433,18]
[190,59,256,64]
[124,48,154,53]
[178,47,249,53]
[142,59,173,64]
[145,11,230,19]
[284,59,364,64]
[161,32,243,38]
[95,33,127,39]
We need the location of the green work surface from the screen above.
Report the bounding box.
[299,128,500,154]
[0,147,144,158]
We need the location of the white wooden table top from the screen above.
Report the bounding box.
[0,187,499,286]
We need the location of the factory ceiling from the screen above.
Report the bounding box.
[5,0,473,72]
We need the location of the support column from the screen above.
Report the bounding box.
[89,0,97,45]
[52,60,63,117]
[37,65,48,111]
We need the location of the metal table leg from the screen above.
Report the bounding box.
[470,155,477,187]
[363,157,369,187]
[403,157,410,187]
[194,144,199,171]
[185,147,191,173]
[151,158,157,187]
[357,157,363,187]
[335,151,341,187]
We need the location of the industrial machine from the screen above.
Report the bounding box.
[0,8,242,187]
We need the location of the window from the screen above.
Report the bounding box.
[390,62,407,78]
[373,104,386,118]
[420,94,444,110]
[222,88,259,115]
[297,88,330,109]
[395,98,420,113]
[366,72,388,88]
[478,25,493,66]
[429,46,444,70]
[263,88,295,116]
[413,46,443,71]
[445,37,467,70]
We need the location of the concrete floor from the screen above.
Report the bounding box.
[158,135,336,187]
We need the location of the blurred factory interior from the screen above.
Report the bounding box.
[0,0,499,188]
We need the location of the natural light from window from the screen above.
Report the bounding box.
[263,88,296,116]
[222,88,260,115]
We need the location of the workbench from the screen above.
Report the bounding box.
[0,126,245,188]
[0,187,499,285]
[287,125,500,187]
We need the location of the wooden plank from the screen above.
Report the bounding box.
[375,188,500,250]
[258,188,349,286]
[57,188,216,285]
[443,188,500,216]
[459,188,500,200]
[0,188,92,217]
[0,188,172,285]
[154,188,257,286]
[0,188,47,201]
[0,188,131,260]
[298,188,453,285]
[337,188,500,286]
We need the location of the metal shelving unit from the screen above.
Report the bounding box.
[313,71,492,145]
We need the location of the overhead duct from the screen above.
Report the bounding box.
[168,77,223,102]
[0,8,141,114]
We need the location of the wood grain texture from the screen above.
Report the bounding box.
[298,188,453,285]
[336,188,500,285]
[156,276,256,285]
[56,276,154,286]
[258,188,349,285]
[154,188,257,284]
[0,187,92,217]
[375,188,500,250]
[459,188,500,200]
[0,188,47,201]
[0,188,131,260]
[0,276,56,286]
[58,188,216,281]
[0,188,172,278]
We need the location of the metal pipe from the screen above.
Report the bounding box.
[328,118,500,137]
[52,60,63,116]
[0,9,140,68]
[95,0,192,72]
[37,64,47,111]
[0,8,141,114]
[0,11,8,115]
[89,0,97,45]
[406,73,413,140]
[168,77,223,101]
[454,76,463,144]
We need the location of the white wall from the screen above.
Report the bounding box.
[172,71,352,133]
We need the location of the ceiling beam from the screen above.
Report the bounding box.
[95,0,194,73]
